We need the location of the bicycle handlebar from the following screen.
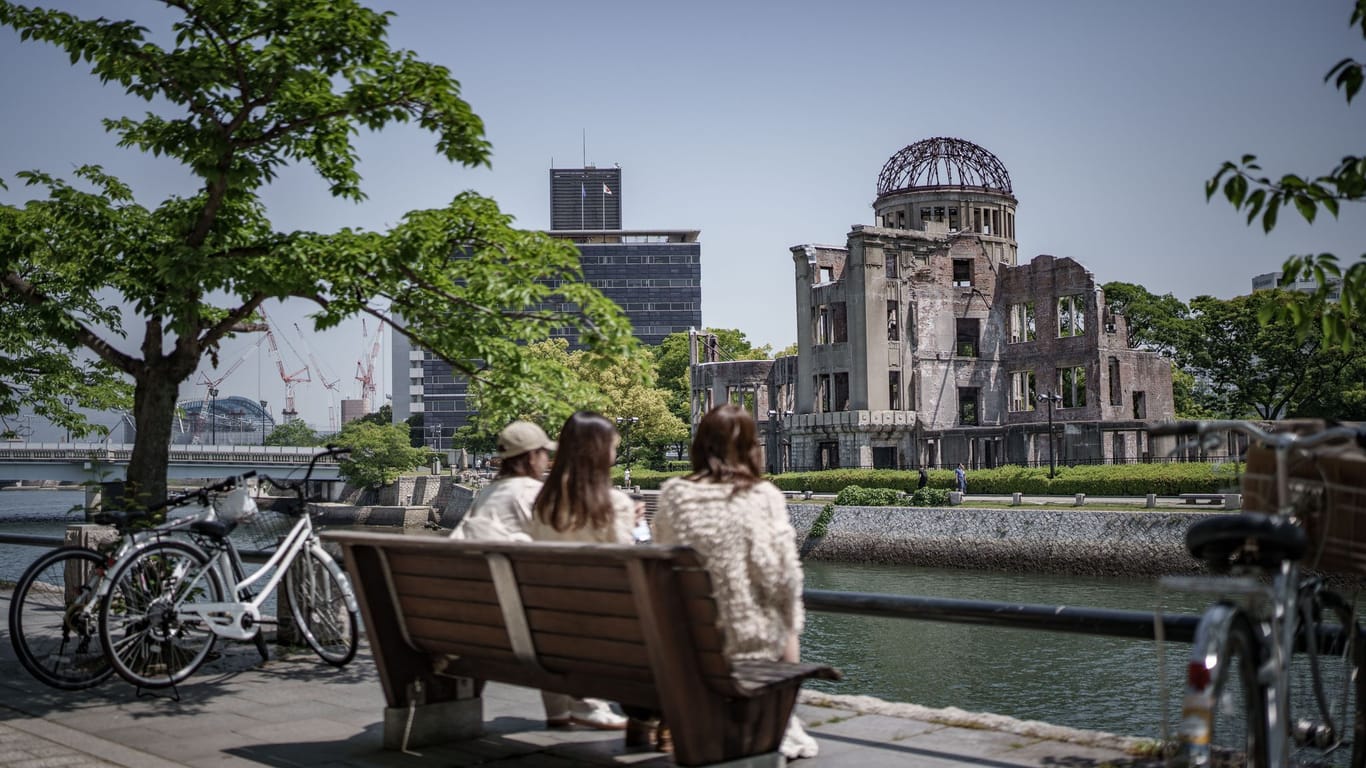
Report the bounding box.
[259,446,351,495]
[1151,420,1366,451]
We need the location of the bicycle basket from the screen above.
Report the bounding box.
[241,508,294,551]
[1242,425,1366,575]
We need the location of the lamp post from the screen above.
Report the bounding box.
[615,416,639,487]
[259,400,268,445]
[208,387,219,446]
[1036,391,1063,478]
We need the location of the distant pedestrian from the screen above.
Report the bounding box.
[917,468,929,490]
[955,463,967,494]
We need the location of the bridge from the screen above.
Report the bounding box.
[0,442,344,483]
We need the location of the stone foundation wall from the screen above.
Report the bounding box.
[790,504,1205,578]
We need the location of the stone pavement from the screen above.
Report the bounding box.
[0,603,1160,767]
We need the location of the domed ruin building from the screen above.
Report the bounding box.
[691,137,1175,471]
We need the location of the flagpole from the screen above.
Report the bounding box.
[580,182,585,229]
[601,186,606,229]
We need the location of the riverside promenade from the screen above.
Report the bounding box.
[0,597,1161,768]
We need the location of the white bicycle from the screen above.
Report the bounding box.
[97,447,359,689]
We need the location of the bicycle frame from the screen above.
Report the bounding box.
[173,510,357,642]
[1157,419,1366,768]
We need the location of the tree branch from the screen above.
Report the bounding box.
[1,270,140,375]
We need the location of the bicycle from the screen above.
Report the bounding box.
[7,474,256,690]
[1152,419,1366,768]
[96,446,359,690]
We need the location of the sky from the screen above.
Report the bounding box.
[2,0,1364,435]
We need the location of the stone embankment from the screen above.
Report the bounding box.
[320,475,1211,577]
[789,503,1206,578]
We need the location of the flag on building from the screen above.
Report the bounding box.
[602,183,612,196]
[580,183,586,199]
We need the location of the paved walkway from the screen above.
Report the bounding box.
[0,628,1163,768]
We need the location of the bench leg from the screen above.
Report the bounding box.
[383,697,483,750]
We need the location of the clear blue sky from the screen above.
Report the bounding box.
[2,0,1363,433]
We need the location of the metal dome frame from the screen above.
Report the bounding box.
[876,137,1013,196]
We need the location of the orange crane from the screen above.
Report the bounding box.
[260,310,311,422]
[295,321,343,432]
[355,318,382,414]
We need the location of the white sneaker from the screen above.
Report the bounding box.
[567,698,627,730]
[780,715,819,760]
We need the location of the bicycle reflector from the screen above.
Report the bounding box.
[1187,660,1212,690]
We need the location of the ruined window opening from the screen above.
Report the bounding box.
[920,207,930,227]
[885,252,898,279]
[1057,295,1086,337]
[1133,391,1147,419]
[991,210,1001,237]
[896,210,905,229]
[814,306,829,345]
[887,300,900,341]
[818,441,840,470]
[872,446,897,469]
[973,208,983,234]
[933,206,945,222]
[952,259,973,287]
[1007,212,1015,239]
[948,207,960,232]
[955,318,980,357]
[1009,302,1036,343]
[816,375,831,413]
[1060,366,1087,408]
[819,266,835,283]
[889,370,901,410]
[1108,357,1122,406]
[882,215,893,228]
[831,302,848,343]
[1112,433,1127,463]
[958,387,979,426]
[834,372,850,411]
[1010,370,1036,412]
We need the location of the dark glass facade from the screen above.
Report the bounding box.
[550,167,622,231]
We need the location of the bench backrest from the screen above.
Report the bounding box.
[326,531,735,708]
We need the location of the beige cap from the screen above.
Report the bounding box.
[496,421,557,458]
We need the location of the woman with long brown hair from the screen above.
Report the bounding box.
[529,411,637,731]
[652,403,818,759]
[530,410,637,544]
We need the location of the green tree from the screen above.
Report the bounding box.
[0,1,633,509]
[1207,0,1365,349]
[1100,282,1190,358]
[333,420,431,488]
[264,419,322,447]
[1184,292,1363,418]
[354,404,394,429]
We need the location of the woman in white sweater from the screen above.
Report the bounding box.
[652,403,819,759]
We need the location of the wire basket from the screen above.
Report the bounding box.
[240,507,295,551]
[1241,426,1366,575]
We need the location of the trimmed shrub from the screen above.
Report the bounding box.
[834,485,904,506]
[909,487,952,507]
[769,462,1240,497]
[809,502,835,537]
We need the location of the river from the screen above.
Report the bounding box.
[0,488,1204,739]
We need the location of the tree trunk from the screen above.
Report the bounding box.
[125,368,178,513]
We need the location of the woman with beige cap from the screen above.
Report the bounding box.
[451,418,628,730]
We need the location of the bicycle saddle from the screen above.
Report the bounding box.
[91,509,150,529]
[1186,512,1307,572]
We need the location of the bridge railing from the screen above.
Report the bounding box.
[0,443,339,465]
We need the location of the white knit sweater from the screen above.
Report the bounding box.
[653,477,804,661]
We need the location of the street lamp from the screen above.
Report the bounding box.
[1036,391,1063,478]
[207,387,219,446]
[259,400,268,445]
[614,417,639,487]
[62,396,73,443]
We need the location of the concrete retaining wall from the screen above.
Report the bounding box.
[790,504,1206,578]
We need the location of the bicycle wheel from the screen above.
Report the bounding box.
[99,540,225,689]
[1286,588,1363,767]
[284,547,358,666]
[8,546,113,690]
[1178,603,1269,768]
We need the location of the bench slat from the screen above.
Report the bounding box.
[391,572,499,605]
[520,585,637,617]
[534,633,651,669]
[407,616,511,653]
[401,598,505,629]
[512,561,633,591]
[526,608,643,642]
[388,552,492,580]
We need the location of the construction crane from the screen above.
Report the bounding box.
[295,321,343,432]
[193,335,268,442]
[355,318,382,415]
[261,311,311,422]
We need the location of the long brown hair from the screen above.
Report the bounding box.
[689,403,763,491]
[534,412,619,532]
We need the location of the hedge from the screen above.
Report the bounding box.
[614,462,1243,495]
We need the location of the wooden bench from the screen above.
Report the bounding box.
[325,531,840,767]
